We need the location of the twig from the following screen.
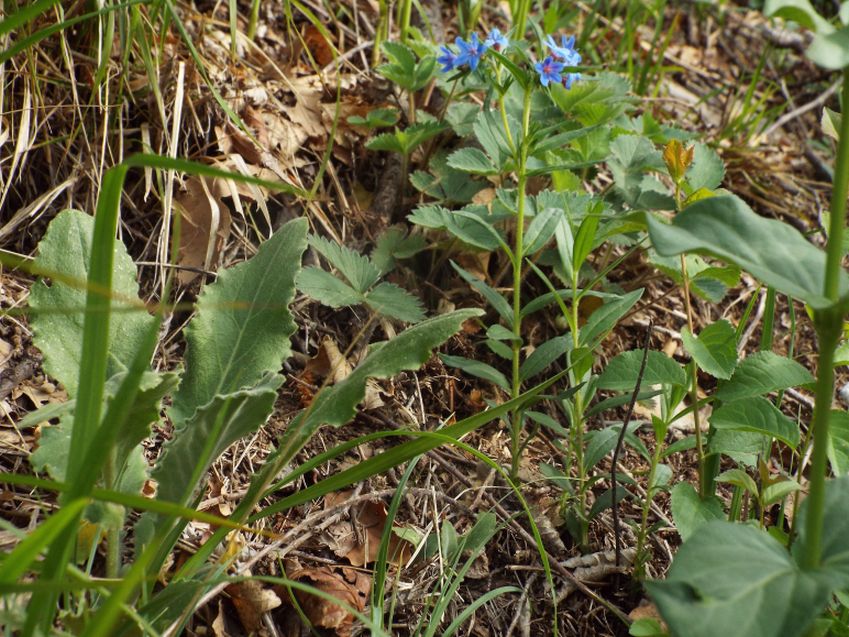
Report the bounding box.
[611,321,652,567]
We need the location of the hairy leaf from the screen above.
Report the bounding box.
[365,282,425,323]
[170,218,308,428]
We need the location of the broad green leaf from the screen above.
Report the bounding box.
[297,267,363,307]
[440,354,510,391]
[447,147,497,175]
[709,429,771,467]
[170,218,308,428]
[597,350,686,391]
[682,319,737,380]
[762,478,801,506]
[795,476,849,584]
[409,205,503,251]
[710,397,800,449]
[309,234,381,293]
[29,210,155,396]
[716,351,814,402]
[808,27,849,69]
[580,288,644,347]
[646,195,849,310]
[370,227,426,274]
[473,109,518,171]
[686,143,725,192]
[670,482,724,541]
[154,374,282,505]
[366,132,405,154]
[584,422,642,471]
[648,521,833,637]
[487,324,519,342]
[765,0,834,33]
[364,282,425,323]
[828,410,849,476]
[519,336,570,382]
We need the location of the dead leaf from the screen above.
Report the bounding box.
[174,175,232,284]
[304,338,383,409]
[226,579,282,634]
[285,565,370,636]
[303,24,335,67]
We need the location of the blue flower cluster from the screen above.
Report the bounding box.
[437,28,582,91]
[438,28,509,73]
[536,35,582,89]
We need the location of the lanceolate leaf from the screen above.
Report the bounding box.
[170,218,308,428]
[716,351,814,402]
[646,195,849,310]
[597,349,686,391]
[29,209,155,396]
[648,521,833,637]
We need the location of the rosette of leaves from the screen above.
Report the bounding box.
[297,234,426,323]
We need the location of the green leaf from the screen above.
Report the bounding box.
[710,397,800,449]
[447,147,497,175]
[709,429,771,467]
[522,207,562,255]
[670,482,724,541]
[409,205,504,251]
[170,218,308,428]
[366,132,405,154]
[589,486,632,520]
[29,209,155,396]
[795,476,849,584]
[440,354,510,391]
[370,226,426,274]
[580,289,644,347]
[716,468,759,495]
[682,319,738,380]
[309,234,381,293]
[646,195,849,310]
[451,261,512,323]
[716,351,814,402]
[154,375,282,506]
[765,0,834,33]
[822,107,841,142]
[762,478,801,506]
[686,143,725,192]
[648,521,833,637]
[828,410,849,476]
[364,282,425,323]
[572,211,601,274]
[808,27,849,69]
[597,350,686,391]
[584,422,642,471]
[297,266,363,307]
[519,336,569,382]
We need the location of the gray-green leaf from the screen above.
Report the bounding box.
[682,319,737,380]
[597,350,686,391]
[716,351,814,403]
[710,397,800,449]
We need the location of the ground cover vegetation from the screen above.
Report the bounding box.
[0,0,848,635]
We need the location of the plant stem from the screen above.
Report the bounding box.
[399,0,412,45]
[801,67,849,569]
[509,88,533,481]
[513,0,531,40]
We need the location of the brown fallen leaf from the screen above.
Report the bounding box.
[285,565,370,637]
[173,176,232,284]
[226,579,282,634]
[302,338,383,409]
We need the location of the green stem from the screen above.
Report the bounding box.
[399,0,412,45]
[513,0,531,40]
[509,88,533,480]
[802,67,849,570]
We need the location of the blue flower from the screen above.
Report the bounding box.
[485,27,509,51]
[563,72,581,89]
[455,32,489,71]
[544,34,581,65]
[534,56,564,87]
[437,45,458,72]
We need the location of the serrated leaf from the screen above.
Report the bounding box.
[154,374,282,505]
[716,351,814,402]
[648,521,834,637]
[440,353,510,391]
[447,147,497,175]
[646,195,849,310]
[670,482,725,541]
[309,234,381,292]
[366,132,405,154]
[297,266,363,307]
[597,350,686,391]
[682,319,737,380]
[686,143,725,192]
[29,209,155,396]
[365,282,425,323]
[169,218,307,428]
[371,226,426,274]
[710,397,800,449]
